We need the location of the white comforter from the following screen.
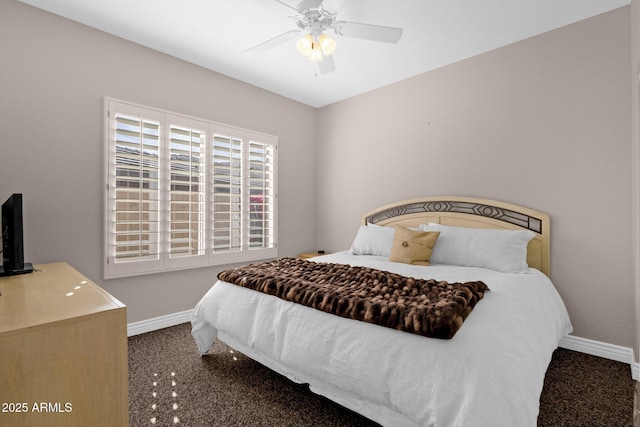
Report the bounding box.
[191,252,572,427]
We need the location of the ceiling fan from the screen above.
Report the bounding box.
[244,0,403,75]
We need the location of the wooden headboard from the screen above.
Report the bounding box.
[362,196,551,276]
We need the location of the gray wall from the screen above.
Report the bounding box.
[632,0,640,360]
[0,0,317,322]
[317,7,633,349]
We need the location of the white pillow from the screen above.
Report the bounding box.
[350,224,395,257]
[418,223,534,273]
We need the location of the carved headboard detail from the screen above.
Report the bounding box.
[363,196,550,276]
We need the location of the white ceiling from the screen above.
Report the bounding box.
[19,0,629,108]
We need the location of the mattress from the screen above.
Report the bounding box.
[191,252,572,426]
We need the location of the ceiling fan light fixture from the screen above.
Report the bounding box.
[243,0,403,74]
[308,40,323,61]
[318,33,336,55]
[296,33,314,56]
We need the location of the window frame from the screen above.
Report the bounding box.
[104,98,278,279]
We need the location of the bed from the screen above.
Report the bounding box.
[191,196,572,426]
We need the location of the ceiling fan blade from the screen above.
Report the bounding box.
[334,21,403,43]
[272,0,299,13]
[296,0,324,12]
[243,30,300,56]
[317,54,336,75]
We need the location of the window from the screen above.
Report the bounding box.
[104,99,277,279]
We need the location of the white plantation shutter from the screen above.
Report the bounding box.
[105,99,277,279]
[211,133,243,254]
[168,121,206,261]
[106,104,164,278]
[113,114,161,262]
[248,138,276,251]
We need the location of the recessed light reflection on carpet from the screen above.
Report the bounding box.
[149,371,180,425]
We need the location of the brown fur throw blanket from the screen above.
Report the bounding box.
[218,258,489,339]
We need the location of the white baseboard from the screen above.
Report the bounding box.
[127,312,640,381]
[127,309,192,337]
[559,335,638,380]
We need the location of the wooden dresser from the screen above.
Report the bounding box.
[0,262,128,427]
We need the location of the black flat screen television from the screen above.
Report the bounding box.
[0,193,33,276]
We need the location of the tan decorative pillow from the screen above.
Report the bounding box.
[389,225,440,266]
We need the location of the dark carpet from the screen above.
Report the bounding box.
[128,323,635,426]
